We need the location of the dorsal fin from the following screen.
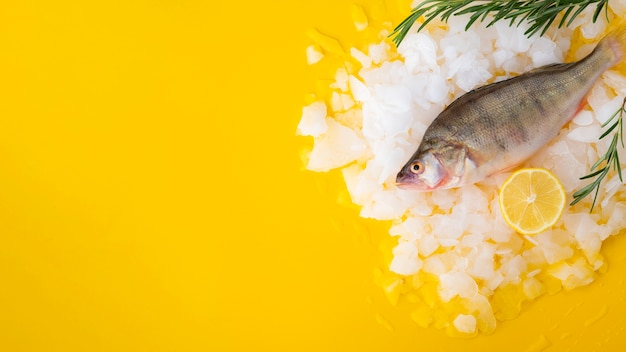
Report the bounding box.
[526,62,573,74]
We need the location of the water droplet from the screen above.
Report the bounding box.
[585,304,609,327]
[525,335,551,352]
[375,313,394,331]
[565,301,583,316]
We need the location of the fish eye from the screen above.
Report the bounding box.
[410,161,424,174]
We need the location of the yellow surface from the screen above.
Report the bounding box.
[499,168,566,235]
[0,1,625,351]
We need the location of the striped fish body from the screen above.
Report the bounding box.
[396,26,626,191]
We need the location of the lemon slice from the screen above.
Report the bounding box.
[498,168,566,235]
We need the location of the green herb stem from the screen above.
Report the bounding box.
[390,0,609,47]
[571,97,626,211]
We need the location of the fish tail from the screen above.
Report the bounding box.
[598,19,626,67]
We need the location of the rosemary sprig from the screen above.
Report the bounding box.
[571,98,626,211]
[390,0,609,47]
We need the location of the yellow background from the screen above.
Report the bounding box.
[1,0,626,351]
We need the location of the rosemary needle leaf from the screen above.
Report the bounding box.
[559,6,575,28]
[572,181,596,199]
[599,121,618,139]
[567,4,591,27]
[590,155,607,172]
[390,0,609,47]
[579,168,605,180]
[591,0,608,22]
[602,109,620,127]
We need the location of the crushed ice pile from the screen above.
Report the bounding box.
[298,1,626,335]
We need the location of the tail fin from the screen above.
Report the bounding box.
[600,19,626,67]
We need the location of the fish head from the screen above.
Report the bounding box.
[396,145,468,191]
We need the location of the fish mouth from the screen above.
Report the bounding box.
[395,181,436,192]
[395,172,424,190]
[396,171,449,192]
[396,181,417,189]
[396,171,433,191]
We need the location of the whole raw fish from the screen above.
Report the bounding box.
[396,24,626,191]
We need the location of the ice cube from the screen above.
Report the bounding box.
[397,32,439,74]
[595,96,625,124]
[572,110,594,126]
[350,4,368,31]
[450,54,492,92]
[431,189,456,212]
[371,84,412,114]
[453,314,477,334]
[499,255,527,284]
[535,230,575,264]
[495,21,533,53]
[567,125,601,143]
[467,244,496,281]
[493,49,514,69]
[562,213,603,263]
[423,255,446,276]
[368,42,390,65]
[330,68,350,92]
[296,101,327,137]
[349,75,370,102]
[306,119,367,171]
[609,0,626,16]
[580,13,607,39]
[529,37,562,66]
[351,47,372,69]
[306,45,324,65]
[588,85,611,116]
[439,271,479,301]
[361,189,409,220]
[390,240,423,275]
[377,147,407,184]
[523,277,546,300]
[417,235,440,257]
[423,73,451,104]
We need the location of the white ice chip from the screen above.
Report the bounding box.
[306,45,324,65]
[306,119,367,172]
[297,101,328,137]
[453,314,477,334]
